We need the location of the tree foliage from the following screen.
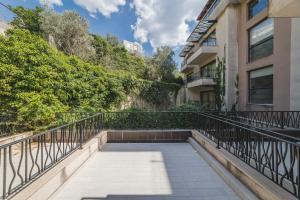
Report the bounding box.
[0,29,180,129]
[40,9,95,61]
[10,6,43,35]
[1,6,184,131]
[91,34,149,79]
[150,46,178,83]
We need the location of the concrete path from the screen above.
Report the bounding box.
[49,143,241,200]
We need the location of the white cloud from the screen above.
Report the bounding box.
[131,0,208,49]
[39,0,63,7]
[73,0,126,18]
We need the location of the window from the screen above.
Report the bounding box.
[249,18,274,62]
[201,91,216,110]
[200,61,217,78]
[248,0,269,19]
[249,66,273,104]
[201,31,217,46]
[186,72,193,83]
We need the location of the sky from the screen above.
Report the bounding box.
[0,0,208,68]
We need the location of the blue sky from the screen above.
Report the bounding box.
[0,0,207,68]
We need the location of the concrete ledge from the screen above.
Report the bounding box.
[12,131,107,200]
[188,137,259,200]
[191,130,298,200]
[107,129,191,143]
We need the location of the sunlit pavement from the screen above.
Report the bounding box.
[49,143,240,200]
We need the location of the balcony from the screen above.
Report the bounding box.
[186,71,216,88]
[180,61,198,73]
[186,40,218,66]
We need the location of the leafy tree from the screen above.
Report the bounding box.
[10,6,43,35]
[106,33,120,47]
[150,46,177,83]
[91,34,149,79]
[40,9,95,61]
[0,28,180,130]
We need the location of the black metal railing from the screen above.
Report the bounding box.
[197,112,300,198]
[0,112,96,139]
[226,111,300,129]
[1,111,300,199]
[55,112,97,125]
[103,111,300,197]
[0,113,103,199]
[186,71,217,83]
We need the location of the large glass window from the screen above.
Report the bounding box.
[186,72,193,83]
[248,0,269,19]
[200,61,217,78]
[249,18,274,62]
[201,91,216,110]
[201,31,217,46]
[249,66,273,104]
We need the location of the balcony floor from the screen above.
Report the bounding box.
[49,143,241,200]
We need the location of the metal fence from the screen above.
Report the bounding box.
[1,111,300,199]
[197,112,300,198]
[0,113,103,199]
[103,111,300,197]
[226,111,300,129]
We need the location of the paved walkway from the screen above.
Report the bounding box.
[49,143,241,200]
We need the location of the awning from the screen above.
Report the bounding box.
[179,43,194,57]
[179,20,216,57]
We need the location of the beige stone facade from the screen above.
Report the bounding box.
[179,0,300,111]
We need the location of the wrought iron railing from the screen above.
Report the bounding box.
[0,112,96,139]
[197,112,300,198]
[1,111,300,199]
[226,111,300,129]
[103,111,300,197]
[186,71,217,83]
[0,113,103,199]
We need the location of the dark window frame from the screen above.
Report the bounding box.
[200,60,217,78]
[248,66,273,105]
[248,18,274,62]
[201,90,216,110]
[248,0,269,19]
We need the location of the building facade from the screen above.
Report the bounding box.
[179,0,300,111]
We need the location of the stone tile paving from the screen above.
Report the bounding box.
[49,143,241,200]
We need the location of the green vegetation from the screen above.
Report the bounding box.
[215,57,226,111]
[0,6,183,132]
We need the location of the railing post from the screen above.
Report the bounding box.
[79,122,83,149]
[2,148,7,199]
[297,145,300,198]
[280,111,285,129]
[216,120,220,149]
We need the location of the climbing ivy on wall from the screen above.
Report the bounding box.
[215,57,226,111]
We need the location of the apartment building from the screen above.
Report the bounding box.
[179,0,300,111]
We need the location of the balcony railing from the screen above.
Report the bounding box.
[187,71,217,83]
[2,111,300,199]
[0,113,103,199]
[226,111,300,129]
[204,0,222,20]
